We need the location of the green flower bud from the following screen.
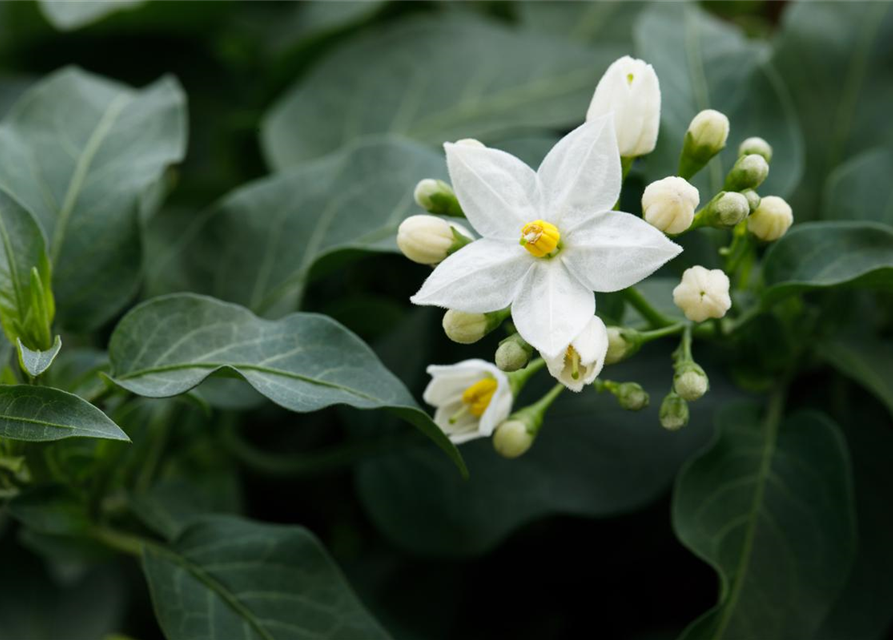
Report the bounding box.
[738,136,773,163]
[673,362,709,401]
[605,326,643,365]
[442,308,508,344]
[615,382,649,411]
[742,189,761,213]
[724,154,769,192]
[495,333,533,372]
[660,391,689,431]
[493,419,535,459]
[712,191,750,227]
[413,179,463,217]
[678,109,729,178]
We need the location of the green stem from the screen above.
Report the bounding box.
[91,525,150,557]
[133,403,174,493]
[640,322,686,343]
[624,287,674,328]
[507,357,545,396]
[530,383,564,417]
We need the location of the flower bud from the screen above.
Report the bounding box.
[495,333,533,372]
[673,266,732,323]
[679,110,729,178]
[397,215,472,265]
[587,56,661,157]
[748,195,793,242]
[413,179,463,217]
[660,392,689,431]
[615,382,649,411]
[641,176,699,234]
[493,419,535,459]
[673,362,709,401]
[712,191,750,227]
[724,154,769,192]
[742,189,761,213]
[442,308,507,344]
[738,137,773,163]
[455,138,485,148]
[605,326,643,365]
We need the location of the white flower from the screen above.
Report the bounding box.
[748,196,793,241]
[397,215,471,265]
[673,266,732,322]
[410,117,682,359]
[423,359,513,443]
[544,316,609,392]
[587,56,661,157]
[642,177,699,234]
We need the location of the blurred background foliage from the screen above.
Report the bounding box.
[1,1,892,639]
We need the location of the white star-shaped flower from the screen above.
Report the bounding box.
[410,116,682,358]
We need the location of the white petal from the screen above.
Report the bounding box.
[423,371,478,407]
[562,210,682,292]
[537,117,621,227]
[511,261,595,359]
[479,380,513,436]
[445,142,541,241]
[411,239,533,312]
[543,316,608,392]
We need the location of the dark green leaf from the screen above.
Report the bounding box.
[107,293,464,474]
[823,147,893,224]
[0,66,187,331]
[517,1,644,45]
[821,338,893,418]
[261,15,620,168]
[7,485,90,537]
[142,516,391,640]
[673,402,856,639]
[0,385,128,442]
[762,221,893,304]
[17,335,62,378]
[38,0,145,30]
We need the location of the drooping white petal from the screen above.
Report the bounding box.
[511,261,595,359]
[536,116,621,227]
[444,142,541,241]
[411,239,532,312]
[544,316,609,392]
[561,210,682,292]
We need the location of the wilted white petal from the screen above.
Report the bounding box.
[562,210,682,292]
[511,261,595,359]
[444,142,541,241]
[537,117,621,227]
[411,239,532,312]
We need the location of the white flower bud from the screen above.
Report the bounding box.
[687,109,730,158]
[493,420,534,459]
[738,136,773,163]
[615,382,649,411]
[642,176,699,234]
[495,334,532,372]
[742,189,761,213]
[413,179,464,217]
[455,138,485,148]
[397,215,471,265]
[748,195,793,242]
[725,154,769,192]
[672,266,732,323]
[587,56,661,157]
[442,308,506,344]
[660,392,689,431]
[713,192,750,227]
[674,363,709,401]
[605,326,643,365]
[414,179,443,210]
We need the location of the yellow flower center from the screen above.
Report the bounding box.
[520,220,561,258]
[566,345,581,380]
[460,378,498,418]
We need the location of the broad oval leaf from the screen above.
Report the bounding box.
[634,3,803,199]
[107,293,464,474]
[0,66,186,331]
[148,137,447,316]
[142,516,391,640]
[517,1,643,46]
[17,335,62,378]
[821,338,893,419]
[762,221,893,304]
[0,384,128,442]
[673,403,856,640]
[261,15,619,169]
[823,147,893,224]
[38,0,145,30]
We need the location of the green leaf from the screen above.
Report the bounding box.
[0,191,53,349]
[148,137,448,316]
[38,0,146,30]
[7,485,90,537]
[823,147,893,224]
[0,66,187,331]
[673,402,856,640]
[772,2,893,219]
[517,1,643,45]
[107,293,465,474]
[762,221,893,304]
[261,15,621,168]
[0,385,128,442]
[821,338,893,418]
[142,516,391,640]
[17,335,62,378]
[634,4,803,199]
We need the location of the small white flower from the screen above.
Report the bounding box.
[748,196,793,241]
[544,316,609,392]
[397,215,472,265]
[423,359,513,443]
[673,266,732,322]
[587,56,661,157]
[411,116,682,359]
[642,177,699,234]
[687,109,729,155]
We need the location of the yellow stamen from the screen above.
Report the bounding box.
[567,346,580,380]
[520,220,561,258]
[461,378,498,417]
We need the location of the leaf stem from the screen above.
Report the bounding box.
[623,287,675,328]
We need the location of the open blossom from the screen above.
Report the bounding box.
[673,266,731,322]
[544,316,609,392]
[410,116,682,358]
[423,359,512,443]
[587,56,661,157]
